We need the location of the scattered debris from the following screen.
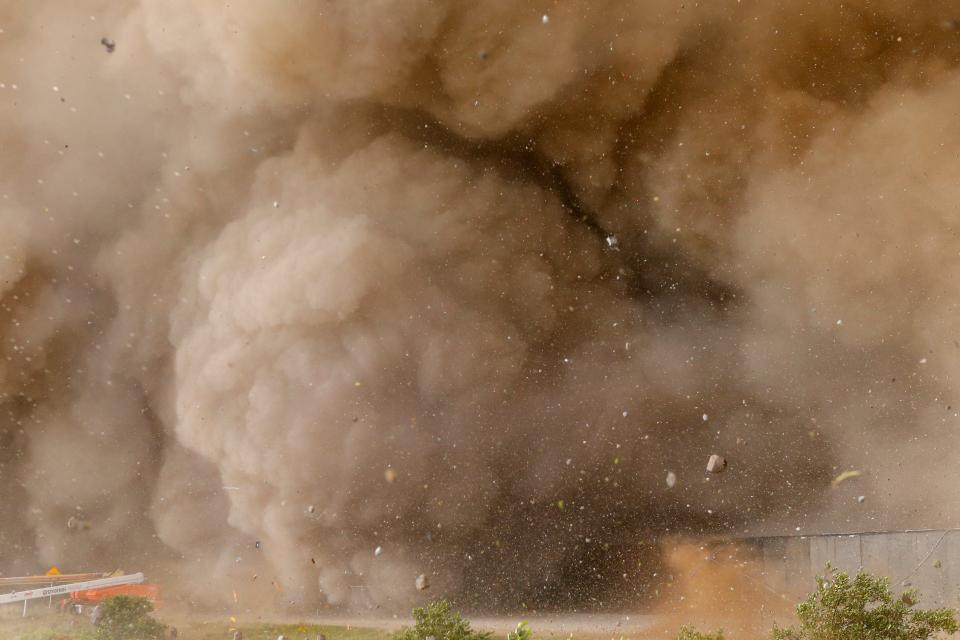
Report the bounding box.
[605,235,619,249]
[66,514,91,531]
[415,573,430,591]
[857,495,866,504]
[702,413,709,422]
[100,37,115,53]
[307,505,315,513]
[541,14,550,24]
[706,454,727,474]
[831,469,862,487]
[254,541,261,549]
[384,468,397,483]
[665,471,677,488]
[374,546,383,557]
[934,560,943,569]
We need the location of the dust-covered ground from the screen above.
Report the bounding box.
[3,0,960,618]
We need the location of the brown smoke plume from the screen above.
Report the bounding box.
[3,0,960,614]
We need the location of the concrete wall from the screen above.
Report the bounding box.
[739,529,960,607]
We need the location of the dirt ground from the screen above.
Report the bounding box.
[0,609,671,640]
[0,609,387,640]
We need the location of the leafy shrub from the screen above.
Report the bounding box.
[771,569,958,640]
[675,626,724,640]
[507,622,532,640]
[392,600,491,640]
[94,595,166,640]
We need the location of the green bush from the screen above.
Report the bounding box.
[771,569,958,640]
[675,626,724,640]
[506,622,532,640]
[392,600,491,640]
[94,595,166,640]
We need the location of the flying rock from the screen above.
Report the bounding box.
[706,454,727,473]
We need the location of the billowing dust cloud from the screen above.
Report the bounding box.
[2,0,960,614]
[651,541,792,639]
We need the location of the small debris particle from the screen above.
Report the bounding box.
[384,468,398,483]
[415,573,430,590]
[665,471,677,488]
[374,546,383,557]
[857,495,866,504]
[100,37,115,53]
[934,560,943,569]
[541,14,550,24]
[831,469,862,487]
[706,454,727,474]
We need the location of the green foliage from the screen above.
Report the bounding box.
[392,600,491,640]
[771,569,958,640]
[94,595,166,640]
[675,626,724,640]
[506,622,532,640]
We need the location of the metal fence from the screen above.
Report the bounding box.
[738,529,960,607]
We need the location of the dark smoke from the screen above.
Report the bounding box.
[2,0,960,613]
